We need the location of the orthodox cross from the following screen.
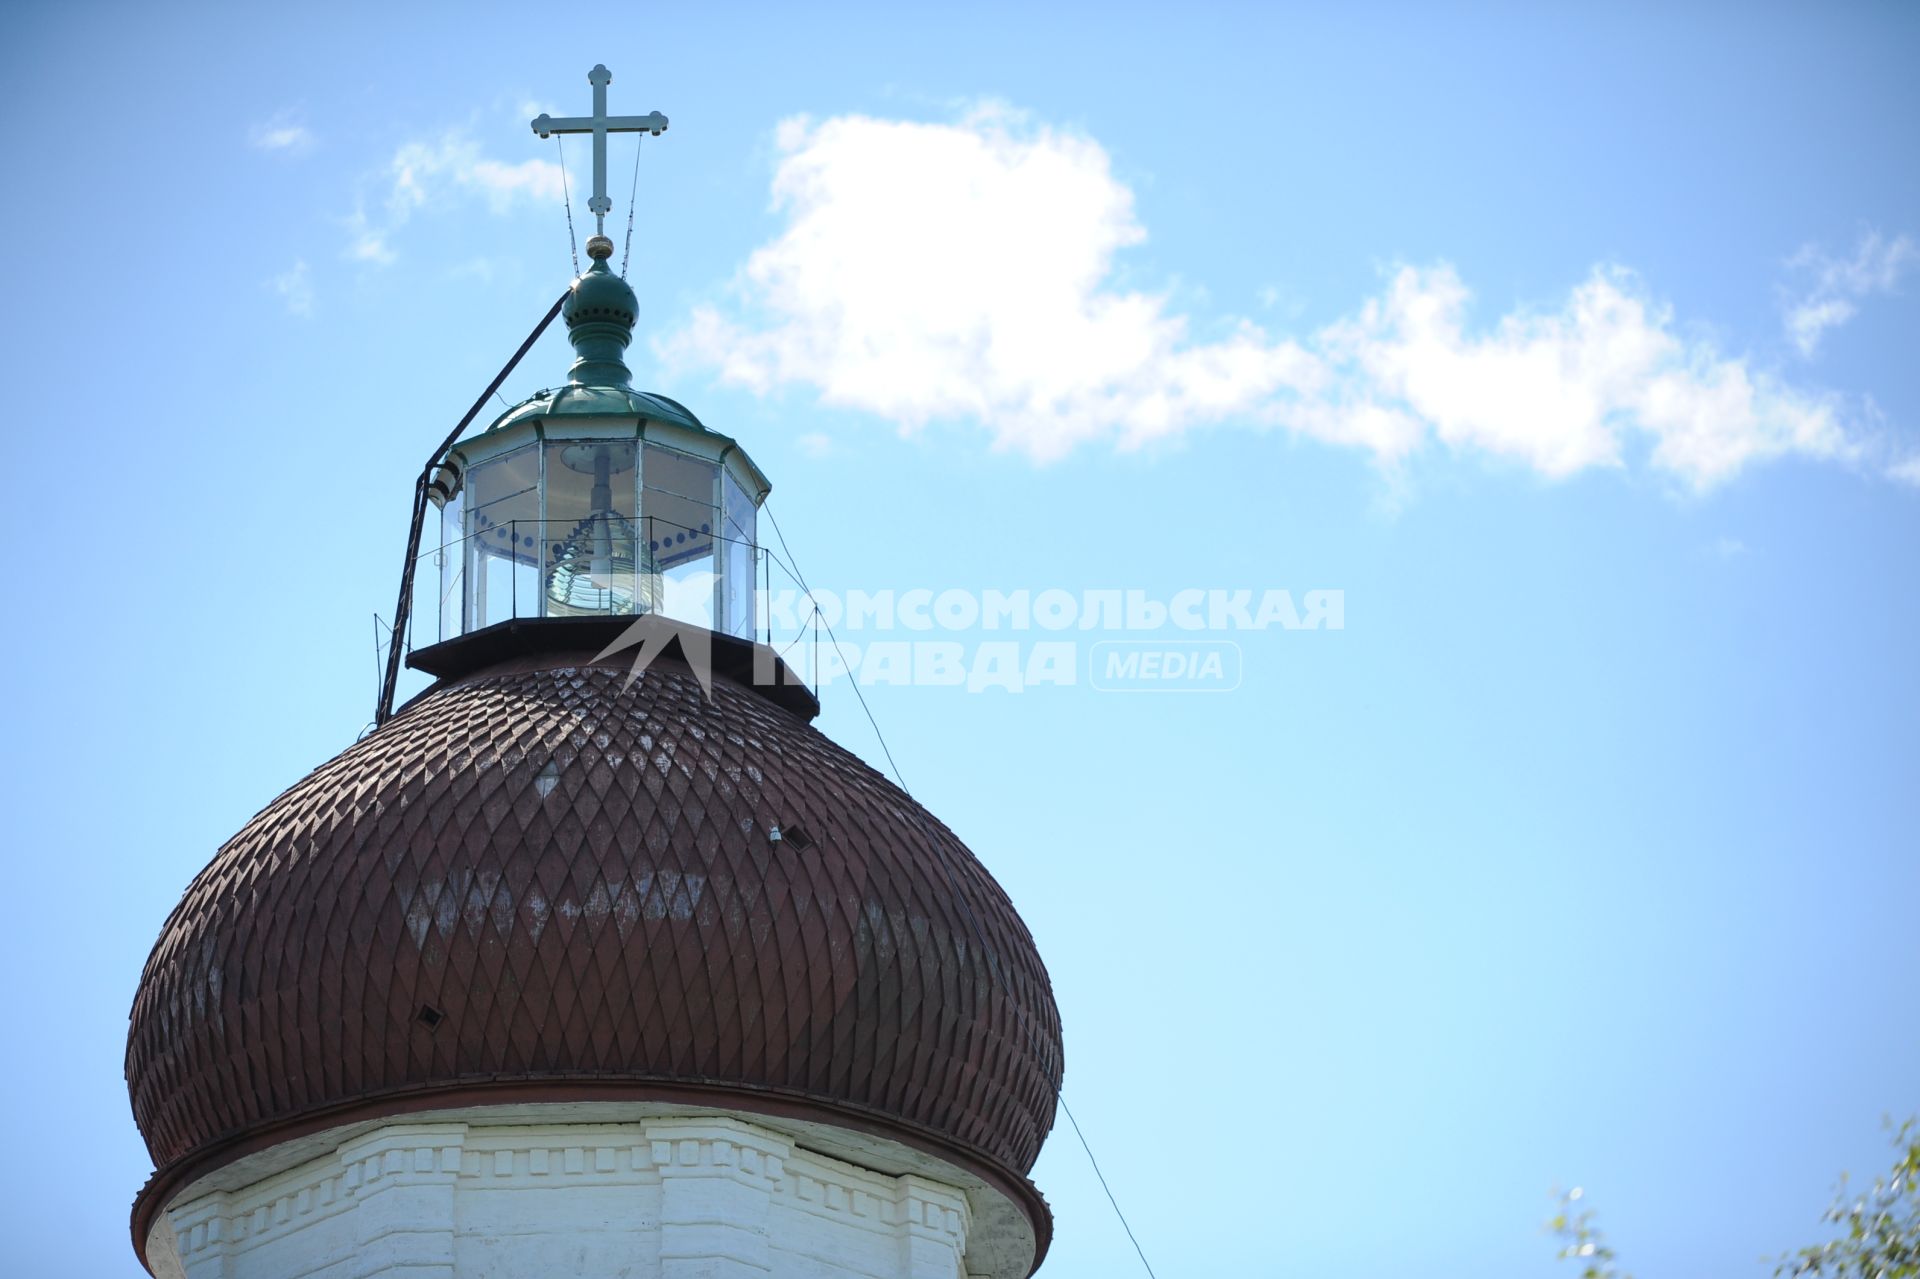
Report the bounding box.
[530,65,668,237]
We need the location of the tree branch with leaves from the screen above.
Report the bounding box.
[1551,1117,1919,1279]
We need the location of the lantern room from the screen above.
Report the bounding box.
[410,244,769,648]
[420,401,766,643]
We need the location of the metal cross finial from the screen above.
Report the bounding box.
[530,64,668,238]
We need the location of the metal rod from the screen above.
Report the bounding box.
[375,291,569,727]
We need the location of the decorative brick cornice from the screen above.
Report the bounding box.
[161,1112,1003,1279]
[644,1117,790,1185]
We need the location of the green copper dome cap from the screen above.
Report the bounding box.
[564,236,637,386]
[479,232,715,436]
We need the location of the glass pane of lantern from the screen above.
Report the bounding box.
[721,470,756,640]
[543,439,638,617]
[409,544,438,649]
[437,487,465,643]
[643,445,717,630]
[464,445,540,630]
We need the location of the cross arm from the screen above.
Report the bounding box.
[530,112,670,138]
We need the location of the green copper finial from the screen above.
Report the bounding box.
[564,237,637,386]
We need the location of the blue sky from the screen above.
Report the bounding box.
[2,3,1917,1275]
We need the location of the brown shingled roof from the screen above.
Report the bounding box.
[127,646,1061,1238]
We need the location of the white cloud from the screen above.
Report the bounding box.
[1307,264,1851,488]
[250,114,314,154]
[342,210,395,266]
[1890,455,1920,488]
[662,105,1317,464]
[346,130,565,265]
[1783,231,1917,357]
[663,107,1870,491]
[268,260,313,316]
[387,133,565,216]
[796,432,833,458]
[467,157,567,206]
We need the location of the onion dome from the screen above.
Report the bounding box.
[564,235,639,386]
[125,628,1063,1255]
